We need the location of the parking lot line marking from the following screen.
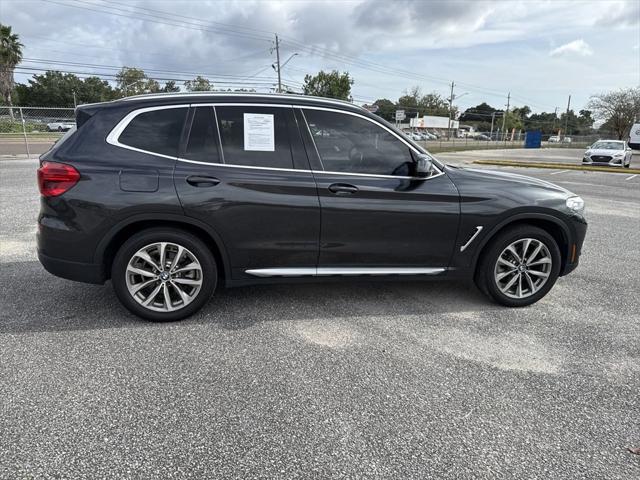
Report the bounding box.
[625,174,637,181]
[550,170,568,175]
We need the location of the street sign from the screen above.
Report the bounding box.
[395,110,406,121]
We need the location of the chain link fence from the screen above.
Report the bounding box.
[413,132,608,153]
[0,106,75,158]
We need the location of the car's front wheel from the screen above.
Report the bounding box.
[476,225,561,307]
[112,228,217,321]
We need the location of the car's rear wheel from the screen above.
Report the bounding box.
[475,225,561,307]
[112,228,217,321]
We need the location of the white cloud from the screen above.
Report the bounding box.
[549,39,593,57]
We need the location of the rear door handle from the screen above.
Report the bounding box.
[328,183,358,195]
[186,175,220,187]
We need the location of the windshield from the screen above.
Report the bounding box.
[591,141,624,150]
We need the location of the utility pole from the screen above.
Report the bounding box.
[500,92,510,141]
[274,34,282,94]
[72,90,77,108]
[489,111,496,140]
[563,94,571,139]
[447,81,455,140]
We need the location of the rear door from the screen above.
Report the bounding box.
[299,107,460,271]
[174,104,320,280]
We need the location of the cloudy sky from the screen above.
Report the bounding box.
[3,0,639,113]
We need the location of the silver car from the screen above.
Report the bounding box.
[583,140,633,168]
[47,121,75,132]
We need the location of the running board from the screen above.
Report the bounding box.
[245,267,447,278]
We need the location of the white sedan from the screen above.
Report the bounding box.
[582,140,633,168]
[47,121,75,132]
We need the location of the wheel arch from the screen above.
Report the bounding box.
[95,214,231,285]
[472,213,571,274]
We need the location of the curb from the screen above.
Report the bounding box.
[471,160,640,175]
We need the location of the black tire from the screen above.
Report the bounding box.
[475,225,561,307]
[111,228,217,321]
[624,162,630,168]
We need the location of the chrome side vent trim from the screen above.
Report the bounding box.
[245,267,446,277]
[460,226,483,252]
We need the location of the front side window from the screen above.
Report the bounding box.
[303,109,414,176]
[119,107,187,157]
[215,106,294,169]
[184,107,220,163]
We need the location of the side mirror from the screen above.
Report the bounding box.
[415,154,434,178]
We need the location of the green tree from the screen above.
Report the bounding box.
[115,67,160,96]
[14,71,84,106]
[0,24,24,114]
[397,86,420,115]
[419,92,450,117]
[372,98,396,122]
[161,80,180,93]
[527,111,559,134]
[588,87,640,139]
[184,76,213,92]
[397,87,451,117]
[506,105,531,131]
[303,70,353,101]
[78,76,117,103]
[14,71,117,106]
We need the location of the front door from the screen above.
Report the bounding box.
[174,105,320,280]
[299,108,460,271]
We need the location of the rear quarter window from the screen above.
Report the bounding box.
[118,107,187,157]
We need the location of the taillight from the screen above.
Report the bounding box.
[37,161,80,197]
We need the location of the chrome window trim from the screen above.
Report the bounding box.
[245,267,447,277]
[106,104,190,160]
[106,102,444,181]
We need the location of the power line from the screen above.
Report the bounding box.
[20,58,291,82]
[36,0,567,111]
[13,66,284,88]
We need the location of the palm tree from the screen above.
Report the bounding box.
[0,24,24,117]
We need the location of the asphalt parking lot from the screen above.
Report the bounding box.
[1,154,639,479]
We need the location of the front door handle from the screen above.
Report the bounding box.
[186,175,220,187]
[328,183,358,195]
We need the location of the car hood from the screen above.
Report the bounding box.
[587,148,624,155]
[444,166,574,197]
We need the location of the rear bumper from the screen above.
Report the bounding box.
[38,251,105,284]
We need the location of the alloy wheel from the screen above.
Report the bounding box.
[494,238,552,299]
[125,242,203,312]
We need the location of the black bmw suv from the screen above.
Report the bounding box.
[37,93,587,321]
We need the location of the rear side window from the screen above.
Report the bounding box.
[184,107,220,163]
[215,106,293,169]
[119,107,187,157]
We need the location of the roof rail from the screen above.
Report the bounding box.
[118,92,363,110]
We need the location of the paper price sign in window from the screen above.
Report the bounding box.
[243,113,275,151]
